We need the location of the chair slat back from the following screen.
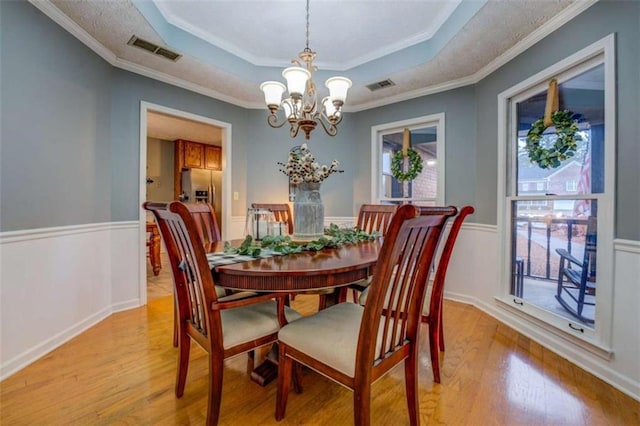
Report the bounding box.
[251,203,294,235]
[356,205,454,371]
[183,202,221,251]
[419,205,474,316]
[144,201,221,346]
[356,204,398,235]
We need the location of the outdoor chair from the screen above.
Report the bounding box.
[555,216,597,324]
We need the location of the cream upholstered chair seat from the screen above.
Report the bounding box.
[278,303,363,377]
[278,302,403,378]
[222,301,301,349]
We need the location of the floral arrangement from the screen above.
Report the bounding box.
[278,143,343,184]
[224,224,379,256]
[525,110,581,169]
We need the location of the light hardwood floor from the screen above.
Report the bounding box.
[1,293,638,425]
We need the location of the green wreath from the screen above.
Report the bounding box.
[391,148,424,182]
[525,110,581,169]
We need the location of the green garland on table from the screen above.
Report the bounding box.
[391,148,424,182]
[525,110,581,169]
[223,224,380,257]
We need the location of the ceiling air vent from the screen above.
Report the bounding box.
[127,36,182,62]
[366,79,396,92]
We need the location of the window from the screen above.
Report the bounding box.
[371,114,445,206]
[497,35,615,348]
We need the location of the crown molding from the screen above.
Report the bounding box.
[31,0,598,113]
[348,0,599,112]
[472,0,599,83]
[114,58,256,109]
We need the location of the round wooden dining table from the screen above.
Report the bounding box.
[210,238,382,386]
[212,239,382,294]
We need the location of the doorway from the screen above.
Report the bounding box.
[138,102,232,305]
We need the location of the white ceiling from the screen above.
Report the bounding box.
[33,0,592,138]
[147,111,222,145]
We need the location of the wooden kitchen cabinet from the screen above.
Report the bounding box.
[204,145,221,170]
[183,140,204,168]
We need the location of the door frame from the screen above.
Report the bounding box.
[138,101,232,305]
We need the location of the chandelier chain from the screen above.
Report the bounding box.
[305,0,310,51]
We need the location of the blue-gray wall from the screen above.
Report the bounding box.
[243,109,359,215]
[1,1,113,230]
[1,0,638,239]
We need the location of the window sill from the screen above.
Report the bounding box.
[494,295,613,361]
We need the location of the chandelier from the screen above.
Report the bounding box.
[259,0,352,140]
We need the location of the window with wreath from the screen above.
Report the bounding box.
[373,114,444,206]
[503,52,613,338]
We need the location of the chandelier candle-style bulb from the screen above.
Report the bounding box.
[260,81,286,110]
[325,76,352,105]
[282,67,310,98]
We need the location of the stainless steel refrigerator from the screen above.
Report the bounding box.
[180,168,222,227]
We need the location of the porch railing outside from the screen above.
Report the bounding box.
[514,217,589,281]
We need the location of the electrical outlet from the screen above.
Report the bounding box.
[233,191,239,201]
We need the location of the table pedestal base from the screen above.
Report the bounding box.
[250,358,278,386]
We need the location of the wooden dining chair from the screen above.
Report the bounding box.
[186,202,221,252]
[345,204,399,302]
[357,205,474,383]
[251,203,294,236]
[145,201,301,426]
[275,204,454,425]
[417,205,473,382]
[146,201,229,348]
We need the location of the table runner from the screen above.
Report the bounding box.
[207,250,280,269]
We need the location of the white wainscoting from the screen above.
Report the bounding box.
[0,222,140,380]
[1,220,638,401]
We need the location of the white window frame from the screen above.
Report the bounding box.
[496,34,616,354]
[371,113,445,205]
